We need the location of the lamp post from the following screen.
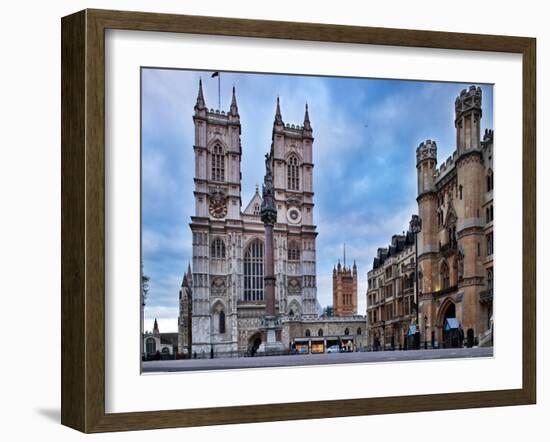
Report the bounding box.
[424,315,428,350]
[409,214,422,350]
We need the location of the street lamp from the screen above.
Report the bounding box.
[409,214,422,350]
[424,315,428,350]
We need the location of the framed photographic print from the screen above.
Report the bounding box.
[61,9,536,433]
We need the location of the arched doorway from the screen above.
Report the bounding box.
[248,333,262,357]
[439,301,462,348]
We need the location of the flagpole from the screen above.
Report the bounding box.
[218,74,221,110]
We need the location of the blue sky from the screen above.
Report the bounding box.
[141,68,493,333]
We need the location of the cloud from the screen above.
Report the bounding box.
[141,69,493,326]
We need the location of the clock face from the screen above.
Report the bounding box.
[209,200,227,218]
[287,208,302,224]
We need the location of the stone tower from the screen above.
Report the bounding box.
[332,250,358,316]
[416,139,438,322]
[454,86,485,334]
[271,99,318,317]
[413,85,491,346]
[189,80,241,357]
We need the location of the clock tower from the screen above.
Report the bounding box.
[189,80,242,357]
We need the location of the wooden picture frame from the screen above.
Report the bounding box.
[61,8,536,433]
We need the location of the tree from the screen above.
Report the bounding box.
[141,268,150,307]
[323,305,334,317]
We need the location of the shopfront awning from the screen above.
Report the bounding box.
[444,318,461,331]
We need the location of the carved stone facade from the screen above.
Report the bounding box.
[367,85,494,349]
[183,82,321,358]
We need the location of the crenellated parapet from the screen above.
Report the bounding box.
[416,139,437,165]
[455,85,482,121]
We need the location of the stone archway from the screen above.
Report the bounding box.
[437,299,462,348]
[248,332,262,357]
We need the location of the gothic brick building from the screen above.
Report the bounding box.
[367,85,494,350]
[332,250,358,316]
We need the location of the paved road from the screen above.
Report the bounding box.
[142,347,493,373]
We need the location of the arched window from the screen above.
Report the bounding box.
[253,203,260,216]
[211,143,225,182]
[487,267,493,289]
[305,329,311,337]
[344,328,350,336]
[357,327,362,335]
[287,155,300,190]
[244,239,264,301]
[219,310,226,334]
[288,240,301,261]
[487,169,494,192]
[318,329,324,337]
[459,185,463,200]
[210,237,226,259]
[441,262,450,289]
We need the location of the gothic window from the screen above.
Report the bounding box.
[211,143,225,182]
[487,267,493,289]
[487,169,494,192]
[486,232,494,256]
[210,237,226,259]
[318,329,323,337]
[441,262,450,289]
[287,155,300,190]
[288,240,301,261]
[305,329,311,337]
[244,239,264,301]
[344,328,349,336]
[357,327,362,335]
[459,185,463,200]
[219,310,226,334]
[253,203,260,216]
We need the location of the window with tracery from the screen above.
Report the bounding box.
[288,240,301,261]
[287,155,300,190]
[244,239,264,301]
[211,143,225,182]
[210,237,226,259]
[441,262,450,289]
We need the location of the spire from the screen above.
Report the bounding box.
[274,96,283,125]
[230,85,239,116]
[195,78,205,111]
[353,260,357,274]
[187,262,192,280]
[343,243,346,269]
[337,259,342,271]
[303,102,312,131]
[153,318,159,336]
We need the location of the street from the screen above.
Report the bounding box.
[142,346,493,373]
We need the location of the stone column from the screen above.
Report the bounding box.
[261,150,278,317]
[264,222,276,316]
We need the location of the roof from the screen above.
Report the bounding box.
[242,190,263,216]
[372,228,415,269]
